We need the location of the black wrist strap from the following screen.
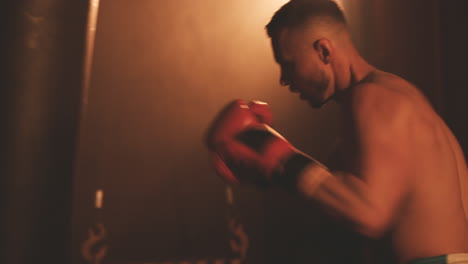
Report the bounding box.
[271,153,313,191]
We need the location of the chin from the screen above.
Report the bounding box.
[308,94,334,108]
[310,103,325,109]
[307,99,325,108]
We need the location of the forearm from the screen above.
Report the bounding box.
[283,156,391,238]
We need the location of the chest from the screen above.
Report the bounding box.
[332,113,361,174]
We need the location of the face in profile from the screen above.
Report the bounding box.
[273,28,333,108]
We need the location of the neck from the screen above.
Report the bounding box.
[349,50,375,86]
[334,50,376,103]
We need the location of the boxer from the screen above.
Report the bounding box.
[205,1,468,263]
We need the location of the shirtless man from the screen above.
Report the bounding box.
[205,1,468,263]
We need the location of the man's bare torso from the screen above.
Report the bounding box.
[339,71,468,264]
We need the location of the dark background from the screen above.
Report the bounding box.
[1,0,467,264]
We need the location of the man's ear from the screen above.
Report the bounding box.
[313,39,334,64]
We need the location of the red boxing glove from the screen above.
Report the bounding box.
[205,99,273,184]
[216,124,308,188]
[207,100,324,190]
[205,99,272,149]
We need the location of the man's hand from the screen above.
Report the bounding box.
[205,99,273,151]
[205,99,312,187]
[205,99,273,184]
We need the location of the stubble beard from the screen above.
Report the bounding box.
[307,73,330,108]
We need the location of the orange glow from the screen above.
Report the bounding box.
[334,0,345,10]
[82,0,100,107]
[95,189,103,209]
[243,0,290,27]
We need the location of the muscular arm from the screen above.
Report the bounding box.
[296,85,413,238]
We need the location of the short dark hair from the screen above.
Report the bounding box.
[266,0,347,39]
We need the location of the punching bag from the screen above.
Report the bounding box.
[0,1,88,263]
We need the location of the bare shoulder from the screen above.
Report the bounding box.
[350,72,417,128]
[348,71,441,149]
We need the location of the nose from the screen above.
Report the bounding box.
[280,75,298,93]
[280,70,291,87]
[280,78,289,86]
[279,63,293,87]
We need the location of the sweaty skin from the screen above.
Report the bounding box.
[273,23,468,264]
